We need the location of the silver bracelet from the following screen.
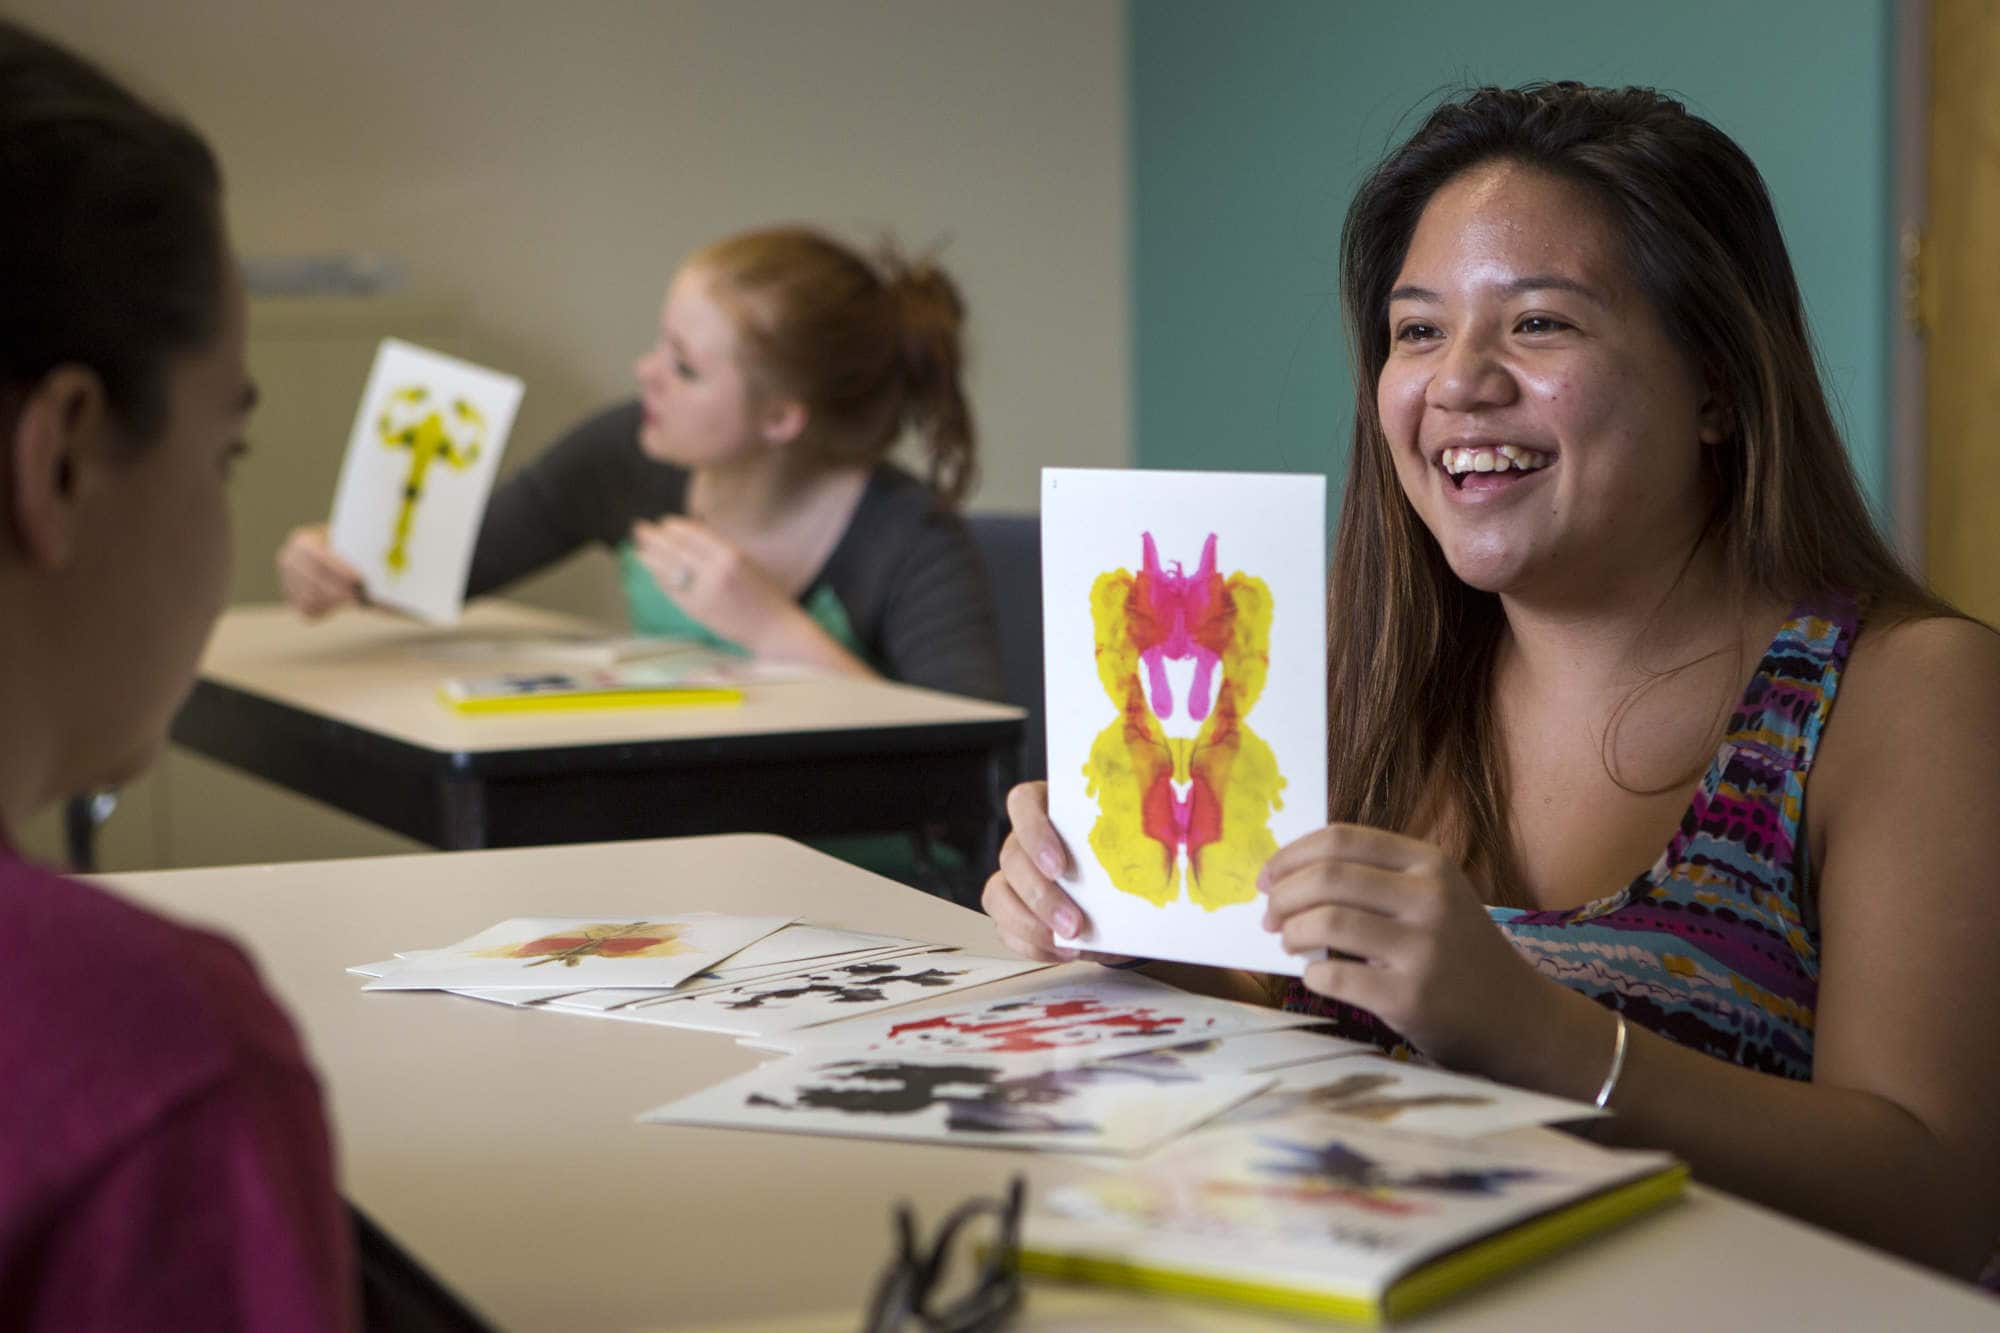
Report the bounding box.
[1594,1014,1629,1110]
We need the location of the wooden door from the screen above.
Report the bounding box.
[1926,0,2000,622]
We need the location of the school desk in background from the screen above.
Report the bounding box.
[165,601,1022,889]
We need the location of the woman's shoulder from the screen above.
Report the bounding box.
[1841,608,2000,712]
[515,398,685,516]
[857,460,943,511]
[1812,607,2000,816]
[568,397,647,445]
[0,855,316,1191]
[844,463,971,545]
[545,399,667,477]
[0,857,311,1073]
[823,464,985,622]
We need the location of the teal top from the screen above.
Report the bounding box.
[617,539,956,891]
[616,541,869,663]
[469,401,1002,701]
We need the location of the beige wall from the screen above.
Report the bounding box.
[10,0,1127,872]
[14,0,1128,511]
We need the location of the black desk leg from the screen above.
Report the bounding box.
[437,778,490,851]
[64,791,117,873]
[351,1201,494,1332]
[970,744,1018,905]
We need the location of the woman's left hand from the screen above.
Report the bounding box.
[629,516,802,651]
[1259,824,1554,1069]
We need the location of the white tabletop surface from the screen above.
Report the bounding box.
[195,603,1022,754]
[103,836,1998,1332]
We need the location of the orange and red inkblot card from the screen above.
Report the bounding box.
[359,913,794,992]
[1042,468,1328,975]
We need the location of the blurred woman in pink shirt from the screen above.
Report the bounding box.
[0,21,353,1330]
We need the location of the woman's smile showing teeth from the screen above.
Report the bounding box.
[1438,443,1554,492]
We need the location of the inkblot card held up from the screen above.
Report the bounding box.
[327,339,523,625]
[1041,468,1327,974]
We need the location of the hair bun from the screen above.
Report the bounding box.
[879,244,975,505]
[881,249,966,379]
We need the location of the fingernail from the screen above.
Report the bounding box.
[1037,848,1065,880]
[1055,907,1081,936]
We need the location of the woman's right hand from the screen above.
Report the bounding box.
[983,781,1134,965]
[276,523,365,618]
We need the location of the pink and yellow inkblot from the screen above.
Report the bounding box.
[1084,533,1285,909]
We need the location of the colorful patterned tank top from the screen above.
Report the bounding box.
[1285,594,1857,1082]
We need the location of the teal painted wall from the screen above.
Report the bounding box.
[1130,0,1896,516]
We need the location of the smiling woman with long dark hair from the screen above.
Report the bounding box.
[987,83,2000,1284]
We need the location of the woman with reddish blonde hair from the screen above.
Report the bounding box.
[280,226,1002,701]
[986,83,2000,1284]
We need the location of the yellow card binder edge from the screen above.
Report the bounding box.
[1382,1162,1688,1319]
[437,684,743,714]
[1015,1249,1381,1324]
[1015,1162,1687,1326]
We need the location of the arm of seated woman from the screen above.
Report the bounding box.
[1256,614,2000,1278]
[1583,614,2000,1278]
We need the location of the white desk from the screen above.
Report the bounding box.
[105,837,1997,1331]
[164,603,1023,887]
